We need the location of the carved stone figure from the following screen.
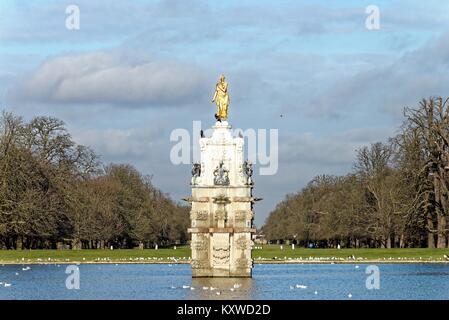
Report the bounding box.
[191,163,201,185]
[243,160,253,185]
[213,161,230,186]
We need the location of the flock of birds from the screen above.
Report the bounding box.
[14,258,449,299]
[0,263,364,299]
[173,283,243,296]
[296,264,360,298]
[171,266,363,299]
[0,265,33,288]
[173,281,354,299]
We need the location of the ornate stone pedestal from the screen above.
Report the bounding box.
[187,121,257,277]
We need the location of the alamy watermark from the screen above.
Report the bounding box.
[365,5,380,30]
[65,265,80,290]
[170,121,279,175]
[365,265,380,290]
[65,4,80,30]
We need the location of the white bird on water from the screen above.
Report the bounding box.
[348,293,352,298]
[182,285,190,289]
[22,267,31,271]
[295,284,307,289]
[4,283,11,287]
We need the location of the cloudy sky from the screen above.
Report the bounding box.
[1,0,449,226]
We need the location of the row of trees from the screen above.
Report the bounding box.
[263,97,449,248]
[0,111,189,250]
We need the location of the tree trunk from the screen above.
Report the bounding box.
[386,235,392,249]
[399,234,405,248]
[437,215,447,248]
[427,212,436,248]
[72,238,81,250]
[428,233,435,248]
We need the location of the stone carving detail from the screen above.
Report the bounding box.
[235,210,252,221]
[213,161,230,186]
[191,239,207,250]
[236,237,250,250]
[242,160,253,185]
[195,210,209,220]
[213,244,230,265]
[215,210,226,220]
[191,259,208,269]
[191,163,201,185]
[213,194,230,204]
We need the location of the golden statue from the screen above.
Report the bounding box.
[212,74,230,121]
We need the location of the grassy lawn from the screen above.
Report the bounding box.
[253,246,449,261]
[0,247,192,264]
[0,245,448,264]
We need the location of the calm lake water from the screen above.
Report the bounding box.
[0,263,448,300]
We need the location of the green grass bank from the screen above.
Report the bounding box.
[1,246,449,264]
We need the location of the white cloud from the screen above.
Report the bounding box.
[9,50,208,107]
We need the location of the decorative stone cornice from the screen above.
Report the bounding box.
[188,227,256,234]
[232,197,263,203]
[213,194,230,204]
[182,196,210,203]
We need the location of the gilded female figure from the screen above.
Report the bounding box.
[212,74,230,121]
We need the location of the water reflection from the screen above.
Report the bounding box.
[189,278,255,300]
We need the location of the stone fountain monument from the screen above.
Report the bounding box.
[186,75,258,277]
